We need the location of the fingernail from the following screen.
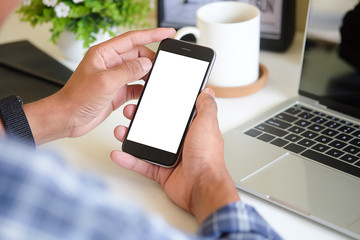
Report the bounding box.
[169,28,176,35]
[203,88,215,98]
[139,58,152,72]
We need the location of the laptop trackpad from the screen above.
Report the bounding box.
[241,153,360,228]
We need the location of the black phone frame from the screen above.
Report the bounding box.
[122,38,215,167]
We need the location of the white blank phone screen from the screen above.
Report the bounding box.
[127,50,210,153]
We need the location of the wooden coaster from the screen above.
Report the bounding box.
[206,63,268,98]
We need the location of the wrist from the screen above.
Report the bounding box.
[23,93,71,145]
[190,167,240,224]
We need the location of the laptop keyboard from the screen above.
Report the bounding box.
[245,104,360,178]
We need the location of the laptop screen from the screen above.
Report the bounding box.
[299,0,360,119]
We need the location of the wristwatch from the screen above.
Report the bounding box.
[0,95,35,148]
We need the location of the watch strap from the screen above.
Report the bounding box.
[0,95,35,148]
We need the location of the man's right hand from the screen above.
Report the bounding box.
[111,88,240,224]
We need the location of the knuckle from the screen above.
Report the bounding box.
[89,44,110,60]
[198,96,217,112]
[87,44,104,57]
[86,44,97,54]
[122,61,142,80]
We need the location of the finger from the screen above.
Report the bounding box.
[196,88,218,119]
[191,88,220,135]
[123,104,137,120]
[111,84,143,110]
[122,57,152,83]
[119,46,156,64]
[105,46,156,70]
[96,28,175,69]
[111,150,162,182]
[109,28,175,56]
[114,125,127,142]
[125,84,144,102]
[106,57,152,87]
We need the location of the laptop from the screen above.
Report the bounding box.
[223,0,360,239]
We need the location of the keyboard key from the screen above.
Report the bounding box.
[326,149,345,158]
[326,116,340,121]
[308,124,325,132]
[285,107,301,115]
[288,126,305,134]
[301,150,360,178]
[335,134,353,142]
[298,112,314,119]
[258,133,276,142]
[340,154,359,163]
[301,131,319,139]
[285,134,302,142]
[324,121,341,129]
[312,144,330,152]
[313,111,327,117]
[270,138,289,147]
[298,139,316,147]
[295,119,312,127]
[321,129,339,137]
[315,135,333,144]
[266,118,291,129]
[329,140,346,149]
[244,129,262,137]
[255,124,287,137]
[295,105,312,112]
[338,126,355,133]
[351,130,360,138]
[311,117,327,124]
[350,138,360,147]
[343,145,360,155]
[275,113,298,123]
[340,120,353,126]
[284,143,306,154]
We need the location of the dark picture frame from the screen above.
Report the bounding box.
[157,0,295,52]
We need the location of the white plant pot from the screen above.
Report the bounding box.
[57,30,115,63]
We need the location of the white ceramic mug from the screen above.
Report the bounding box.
[174,2,260,87]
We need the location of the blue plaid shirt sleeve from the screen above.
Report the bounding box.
[198,202,282,240]
[0,138,281,240]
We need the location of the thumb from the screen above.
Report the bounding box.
[195,88,218,121]
[115,57,152,84]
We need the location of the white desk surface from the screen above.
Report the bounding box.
[0,10,352,240]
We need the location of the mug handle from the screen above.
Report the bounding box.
[174,27,200,41]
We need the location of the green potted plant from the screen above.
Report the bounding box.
[17,0,152,60]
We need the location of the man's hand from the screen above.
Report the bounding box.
[111,88,240,223]
[22,28,175,145]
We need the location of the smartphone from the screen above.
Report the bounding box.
[122,38,216,167]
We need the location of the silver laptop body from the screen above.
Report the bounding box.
[223,0,360,239]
